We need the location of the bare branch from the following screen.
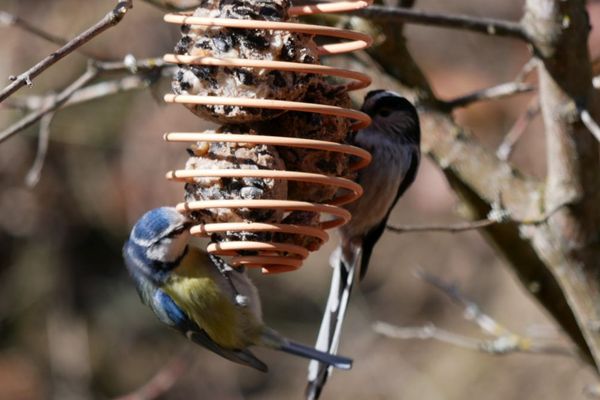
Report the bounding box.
[0,57,169,144]
[443,81,534,110]
[25,110,54,187]
[580,108,600,143]
[415,269,513,336]
[584,384,600,399]
[387,219,496,234]
[496,96,540,161]
[0,11,102,59]
[523,0,600,370]
[113,350,194,400]
[356,0,599,369]
[0,0,133,102]
[348,5,528,40]
[4,74,157,112]
[514,58,539,83]
[374,322,485,351]
[374,269,578,358]
[0,67,98,144]
[442,59,537,110]
[140,0,201,11]
[374,321,577,357]
[386,201,568,234]
[94,57,167,74]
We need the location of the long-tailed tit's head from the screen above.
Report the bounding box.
[361,90,420,145]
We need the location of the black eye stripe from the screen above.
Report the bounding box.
[372,96,414,112]
[378,108,391,117]
[166,226,187,238]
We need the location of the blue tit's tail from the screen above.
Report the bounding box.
[306,245,360,400]
[280,340,352,370]
[260,326,352,370]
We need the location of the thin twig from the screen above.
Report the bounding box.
[584,384,600,399]
[94,57,167,74]
[0,0,133,103]
[114,350,194,400]
[592,75,600,89]
[140,0,201,11]
[514,58,538,83]
[374,321,577,357]
[4,75,155,111]
[0,57,169,146]
[580,108,600,143]
[254,1,530,40]
[386,201,567,234]
[2,57,169,111]
[25,110,54,187]
[497,96,540,160]
[415,269,512,336]
[374,322,484,351]
[0,66,98,144]
[443,82,534,110]
[0,11,102,59]
[374,269,578,358]
[387,219,497,234]
[346,5,528,40]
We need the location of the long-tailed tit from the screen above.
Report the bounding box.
[307,90,421,397]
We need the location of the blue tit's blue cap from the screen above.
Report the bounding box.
[131,207,185,245]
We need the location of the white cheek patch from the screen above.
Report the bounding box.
[148,231,191,263]
[147,240,171,261]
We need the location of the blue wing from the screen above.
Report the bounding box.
[124,239,267,372]
[151,289,194,329]
[151,288,268,372]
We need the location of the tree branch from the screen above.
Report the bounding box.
[140,0,201,11]
[0,11,102,59]
[496,95,540,161]
[580,108,600,143]
[374,322,576,357]
[0,0,133,103]
[3,74,160,112]
[0,57,168,143]
[0,66,99,143]
[522,0,600,371]
[374,270,578,359]
[443,81,534,110]
[357,7,596,366]
[25,109,54,187]
[387,219,497,234]
[347,5,528,40]
[386,197,569,234]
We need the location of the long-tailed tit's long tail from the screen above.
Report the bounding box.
[306,246,361,400]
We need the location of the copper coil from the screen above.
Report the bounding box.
[163,0,373,274]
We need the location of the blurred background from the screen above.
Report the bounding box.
[0,0,598,398]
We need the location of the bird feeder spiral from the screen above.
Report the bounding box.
[163,0,373,274]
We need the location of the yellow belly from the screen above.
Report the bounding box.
[163,248,262,349]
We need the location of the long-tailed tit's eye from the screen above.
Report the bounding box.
[378,108,392,117]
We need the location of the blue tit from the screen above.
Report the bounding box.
[123,207,353,373]
[307,90,421,398]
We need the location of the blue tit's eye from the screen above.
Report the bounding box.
[167,226,187,238]
[378,108,392,117]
